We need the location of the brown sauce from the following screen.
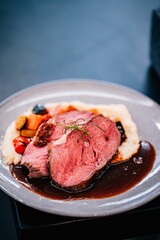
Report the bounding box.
[10,140,156,200]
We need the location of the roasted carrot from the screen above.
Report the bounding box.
[26,114,44,130]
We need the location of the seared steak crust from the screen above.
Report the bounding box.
[33,122,55,147]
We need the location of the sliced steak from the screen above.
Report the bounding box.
[52,110,94,125]
[22,110,94,178]
[49,114,121,192]
[33,110,94,146]
[21,141,49,178]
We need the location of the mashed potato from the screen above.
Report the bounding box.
[1,101,140,165]
[1,121,21,164]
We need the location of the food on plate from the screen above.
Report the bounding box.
[1,101,155,197]
[48,113,121,191]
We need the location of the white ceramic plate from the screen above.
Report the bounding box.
[0,79,160,217]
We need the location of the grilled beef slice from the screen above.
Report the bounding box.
[49,114,121,191]
[21,110,94,178]
[21,110,121,191]
[21,141,49,178]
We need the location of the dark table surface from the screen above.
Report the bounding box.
[1,1,160,240]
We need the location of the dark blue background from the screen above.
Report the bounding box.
[0,1,160,239]
[0,0,160,101]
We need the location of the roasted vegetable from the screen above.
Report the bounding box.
[20,129,37,138]
[32,104,48,115]
[13,136,31,154]
[15,115,27,130]
[25,114,44,130]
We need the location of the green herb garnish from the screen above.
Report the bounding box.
[56,118,106,143]
[56,118,90,142]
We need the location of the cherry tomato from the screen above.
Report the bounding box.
[13,136,31,154]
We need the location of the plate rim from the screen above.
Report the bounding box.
[1,78,160,108]
[0,78,160,217]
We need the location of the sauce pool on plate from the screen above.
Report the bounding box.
[10,140,156,200]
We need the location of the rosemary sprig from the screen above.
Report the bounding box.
[56,118,90,141]
[55,118,106,143]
